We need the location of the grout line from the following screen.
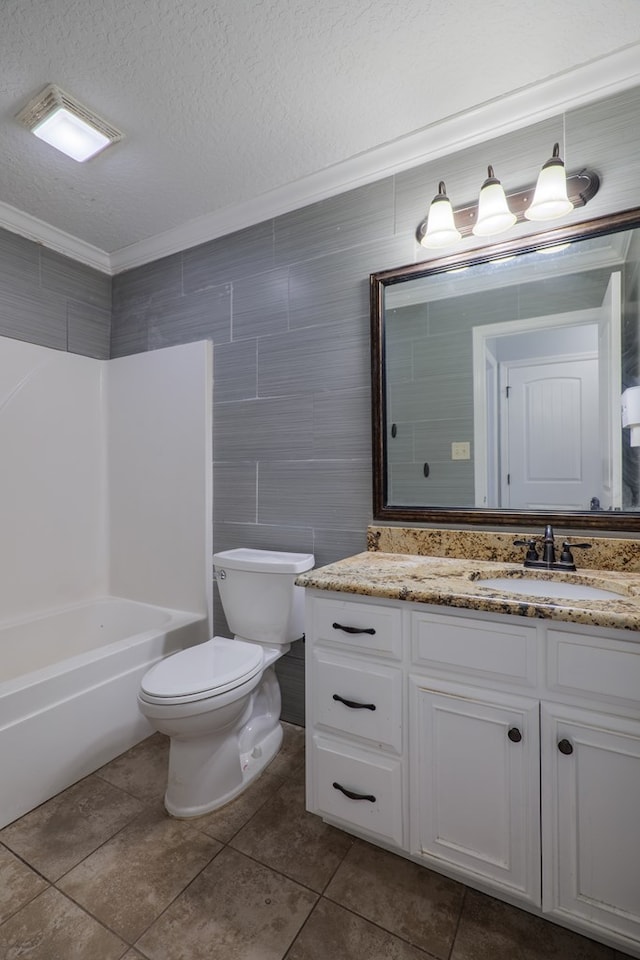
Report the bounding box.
[447,885,468,960]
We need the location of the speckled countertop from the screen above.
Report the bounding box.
[296,527,640,633]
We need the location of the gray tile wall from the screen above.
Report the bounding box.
[0,230,111,357]
[3,85,640,724]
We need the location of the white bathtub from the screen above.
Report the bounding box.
[0,597,208,829]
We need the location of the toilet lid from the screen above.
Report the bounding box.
[140,636,264,703]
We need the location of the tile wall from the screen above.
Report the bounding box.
[0,232,111,356]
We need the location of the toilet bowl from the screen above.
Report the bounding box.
[138,548,314,818]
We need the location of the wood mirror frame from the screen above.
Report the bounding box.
[370,206,640,531]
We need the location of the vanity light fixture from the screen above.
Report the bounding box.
[524,143,573,221]
[417,144,599,249]
[472,166,516,237]
[420,181,462,249]
[16,84,123,162]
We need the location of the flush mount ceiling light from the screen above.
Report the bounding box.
[417,144,599,250]
[16,84,123,162]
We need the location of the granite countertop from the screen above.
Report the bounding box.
[296,551,640,633]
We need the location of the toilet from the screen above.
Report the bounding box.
[138,548,314,818]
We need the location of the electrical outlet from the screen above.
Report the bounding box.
[451,441,471,460]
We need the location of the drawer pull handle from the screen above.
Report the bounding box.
[332,781,376,803]
[332,622,376,635]
[333,694,376,711]
[508,727,522,743]
[558,738,574,756]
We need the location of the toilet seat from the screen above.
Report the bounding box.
[139,636,264,705]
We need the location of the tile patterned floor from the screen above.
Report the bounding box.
[0,723,636,960]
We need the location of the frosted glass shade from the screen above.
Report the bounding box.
[420,183,461,249]
[472,168,516,236]
[525,145,573,221]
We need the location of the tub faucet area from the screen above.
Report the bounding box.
[513,524,592,572]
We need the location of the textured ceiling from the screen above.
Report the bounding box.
[2,0,640,266]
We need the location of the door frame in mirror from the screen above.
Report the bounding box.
[370,206,640,531]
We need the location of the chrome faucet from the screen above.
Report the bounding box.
[513,524,592,571]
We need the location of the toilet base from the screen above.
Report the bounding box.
[165,722,283,819]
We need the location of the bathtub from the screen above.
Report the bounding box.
[0,597,208,829]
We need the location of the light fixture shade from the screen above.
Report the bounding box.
[16,85,123,162]
[420,182,462,249]
[524,143,573,222]
[472,166,516,237]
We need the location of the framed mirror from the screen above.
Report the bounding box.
[371,207,640,531]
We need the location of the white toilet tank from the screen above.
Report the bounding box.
[213,548,314,645]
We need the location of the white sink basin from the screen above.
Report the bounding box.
[478,576,625,602]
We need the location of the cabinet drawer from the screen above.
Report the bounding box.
[311,597,402,659]
[412,610,537,688]
[310,736,403,846]
[311,650,402,752]
[547,629,640,709]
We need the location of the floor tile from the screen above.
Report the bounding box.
[0,844,49,923]
[230,774,354,891]
[0,887,127,959]
[267,721,306,779]
[58,805,222,942]
[193,769,284,843]
[287,897,435,960]
[96,732,170,804]
[451,890,616,960]
[325,840,464,960]
[136,845,318,960]
[0,774,145,881]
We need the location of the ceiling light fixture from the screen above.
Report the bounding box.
[417,145,599,250]
[16,84,123,162]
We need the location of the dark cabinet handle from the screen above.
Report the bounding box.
[508,727,522,743]
[332,622,376,636]
[332,782,376,802]
[333,694,376,711]
[558,738,574,755]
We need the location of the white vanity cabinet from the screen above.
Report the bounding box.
[304,590,640,957]
[305,597,405,847]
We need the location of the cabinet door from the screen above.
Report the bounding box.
[542,703,640,944]
[410,679,540,905]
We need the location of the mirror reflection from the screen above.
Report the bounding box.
[372,209,640,529]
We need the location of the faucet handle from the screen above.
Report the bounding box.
[559,541,592,566]
[513,538,539,563]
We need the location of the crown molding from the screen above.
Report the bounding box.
[3,43,640,277]
[0,200,112,273]
[109,43,640,273]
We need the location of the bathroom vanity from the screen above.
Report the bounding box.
[297,531,640,958]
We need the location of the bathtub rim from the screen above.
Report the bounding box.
[0,595,208,702]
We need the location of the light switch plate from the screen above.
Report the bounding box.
[451,441,471,460]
